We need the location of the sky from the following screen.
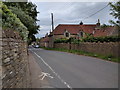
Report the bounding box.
[31,2,115,38]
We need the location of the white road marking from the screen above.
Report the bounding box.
[28,48,43,51]
[31,50,72,89]
[39,72,54,80]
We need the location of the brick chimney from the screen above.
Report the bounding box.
[80,21,83,25]
[95,19,101,30]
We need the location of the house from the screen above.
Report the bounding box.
[39,35,49,47]
[39,19,117,47]
[39,32,54,47]
[52,24,96,39]
[52,19,117,39]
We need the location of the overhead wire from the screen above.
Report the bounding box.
[82,3,109,21]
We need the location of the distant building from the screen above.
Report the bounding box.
[52,19,116,39]
[39,32,54,47]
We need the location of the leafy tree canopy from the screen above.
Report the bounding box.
[1,1,28,41]
[109,1,120,29]
[4,2,40,44]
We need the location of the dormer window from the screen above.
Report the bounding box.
[65,32,69,37]
[80,31,83,37]
[64,30,70,37]
[93,30,95,34]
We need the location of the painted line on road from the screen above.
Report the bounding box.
[31,50,72,89]
[29,48,43,51]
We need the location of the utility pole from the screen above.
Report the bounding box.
[51,13,54,31]
[51,13,54,48]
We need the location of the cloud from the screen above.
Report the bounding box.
[34,2,115,38]
[35,25,51,38]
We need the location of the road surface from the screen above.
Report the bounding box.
[29,47,118,88]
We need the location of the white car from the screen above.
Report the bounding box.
[35,45,39,48]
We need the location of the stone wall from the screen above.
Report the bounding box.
[0,29,30,88]
[48,36,54,48]
[54,43,70,50]
[54,34,77,39]
[54,42,120,57]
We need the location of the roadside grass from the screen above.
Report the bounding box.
[41,47,120,63]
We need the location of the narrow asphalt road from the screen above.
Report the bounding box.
[29,47,118,88]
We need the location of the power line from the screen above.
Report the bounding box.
[82,4,109,21]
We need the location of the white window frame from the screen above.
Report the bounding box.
[64,30,70,38]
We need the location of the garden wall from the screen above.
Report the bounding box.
[0,29,30,88]
[54,42,120,57]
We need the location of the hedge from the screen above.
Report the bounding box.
[54,38,69,43]
[54,36,120,43]
[82,36,120,42]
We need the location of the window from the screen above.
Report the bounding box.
[65,32,69,37]
[64,30,70,37]
[79,31,83,37]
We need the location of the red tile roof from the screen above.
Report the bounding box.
[53,24,82,35]
[93,26,115,37]
[44,37,49,42]
[53,24,96,35]
[80,25,96,34]
[53,24,115,37]
[40,37,49,42]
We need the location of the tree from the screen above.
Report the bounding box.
[5,2,39,21]
[4,2,40,44]
[109,1,120,29]
[1,2,28,41]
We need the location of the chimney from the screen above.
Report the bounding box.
[80,21,83,25]
[95,19,101,30]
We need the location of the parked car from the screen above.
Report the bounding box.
[34,45,39,48]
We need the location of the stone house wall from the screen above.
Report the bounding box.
[53,34,77,39]
[39,42,45,47]
[0,29,30,88]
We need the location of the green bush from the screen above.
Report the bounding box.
[54,38,81,43]
[54,38,69,43]
[82,36,120,42]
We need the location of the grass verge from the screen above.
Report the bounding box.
[41,47,120,63]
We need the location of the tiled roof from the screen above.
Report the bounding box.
[80,25,96,34]
[40,37,49,42]
[53,24,115,37]
[53,24,82,35]
[53,24,96,35]
[93,26,115,37]
[44,37,49,42]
